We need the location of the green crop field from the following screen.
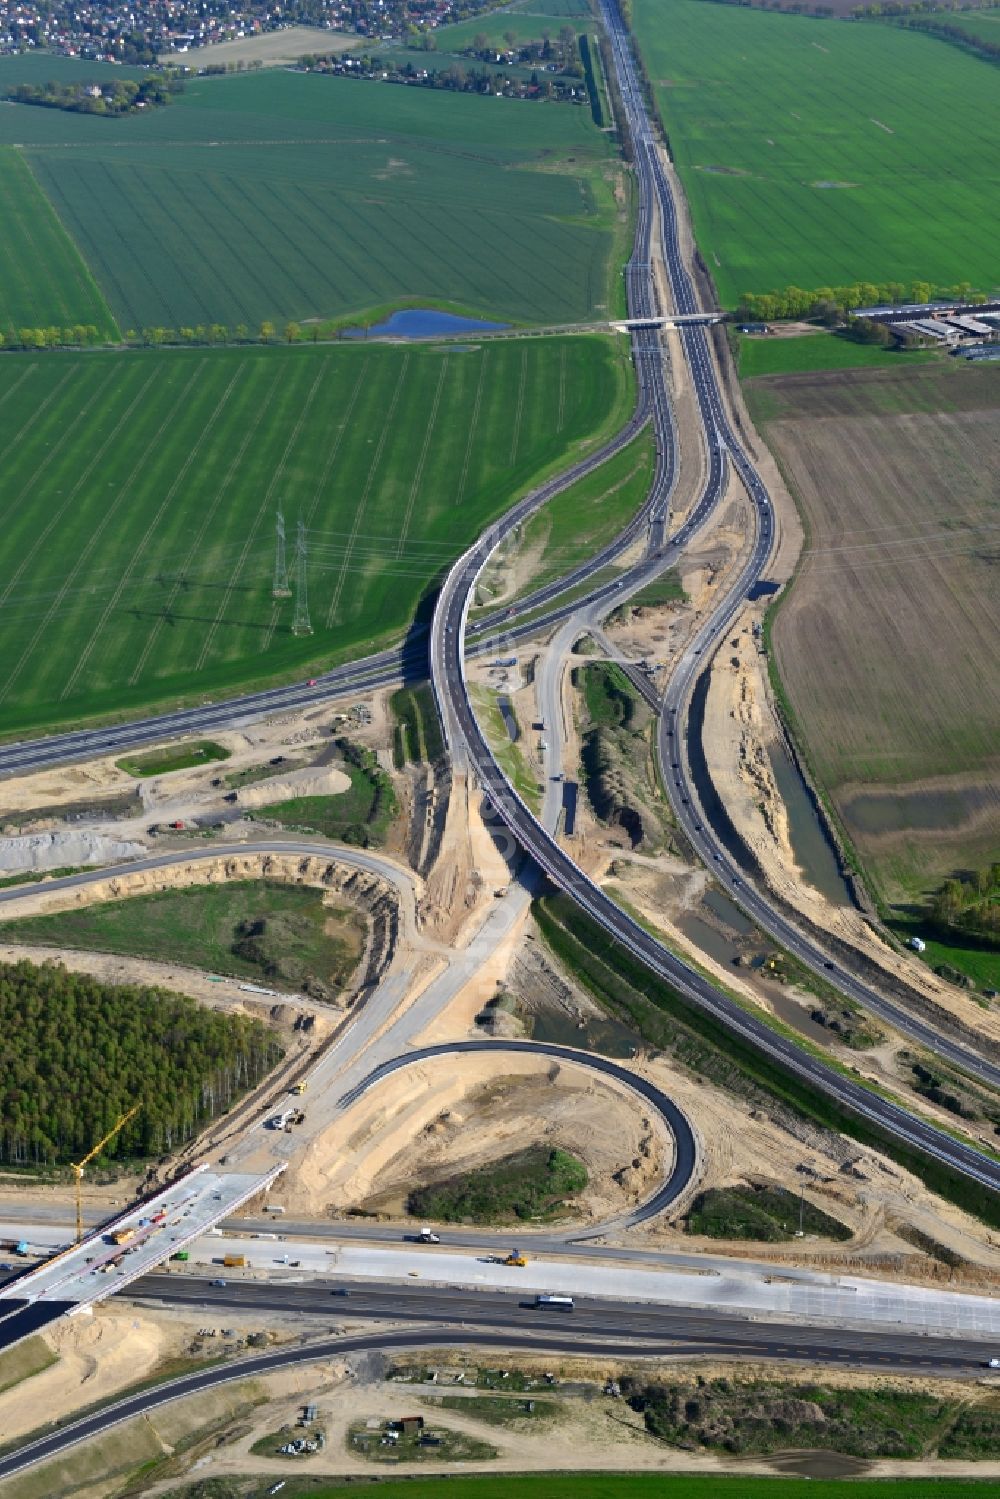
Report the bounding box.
[245,1472,1000,1498]
[0,66,619,332]
[476,426,655,607]
[0,55,148,87]
[738,332,939,378]
[0,149,118,338]
[631,0,1000,305]
[0,335,631,736]
[433,1,592,50]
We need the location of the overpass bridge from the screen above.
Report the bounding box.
[610,313,724,331]
[0,1164,284,1352]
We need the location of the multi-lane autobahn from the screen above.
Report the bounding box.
[429,0,1000,1203]
[1,1273,997,1483]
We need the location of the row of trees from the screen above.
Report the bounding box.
[737,279,987,322]
[0,322,321,352]
[0,959,284,1168]
[1,324,104,351]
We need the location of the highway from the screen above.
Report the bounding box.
[2,1275,998,1483]
[429,0,1000,1202]
[125,1276,1000,1369]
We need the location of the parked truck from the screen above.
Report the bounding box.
[222,1254,246,1268]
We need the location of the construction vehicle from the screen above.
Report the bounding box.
[503,1249,528,1267]
[291,1081,307,1096]
[72,1104,141,1243]
[111,1227,135,1246]
[223,1254,246,1268]
[170,1250,190,1261]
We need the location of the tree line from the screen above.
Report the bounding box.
[1,321,336,353]
[738,279,987,323]
[0,959,284,1168]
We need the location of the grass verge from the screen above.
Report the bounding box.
[470,685,543,813]
[407,1145,588,1224]
[0,1335,57,1396]
[390,681,444,767]
[256,742,397,846]
[116,740,230,778]
[684,1184,851,1242]
[0,880,365,997]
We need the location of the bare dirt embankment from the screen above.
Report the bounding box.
[700,605,1000,1050]
[275,1050,669,1224]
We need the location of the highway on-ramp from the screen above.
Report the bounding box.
[338,1039,698,1228]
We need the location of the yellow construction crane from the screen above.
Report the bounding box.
[72,1105,141,1243]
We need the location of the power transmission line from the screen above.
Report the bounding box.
[291,517,313,636]
[272,508,291,598]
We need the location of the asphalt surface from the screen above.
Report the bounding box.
[338,1039,698,1228]
[0,838,418,911]
[429,0,1000,1202]
[125,1276,1000,1374]
[2,1275,997,1482]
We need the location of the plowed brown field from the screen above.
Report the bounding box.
[745,361,1000,901]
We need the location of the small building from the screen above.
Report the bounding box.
[393,1416,425,1437]
[739,322,770,335]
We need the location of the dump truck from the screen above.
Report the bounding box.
[291,1081,308,1096]
[111,1228,135,1246]
[223,1254,246,1268]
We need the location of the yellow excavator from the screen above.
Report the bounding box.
[72,1105,142,1243]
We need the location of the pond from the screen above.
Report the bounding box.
[343,308,510,340]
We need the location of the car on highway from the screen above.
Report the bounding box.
[990,1358,1000,1368]
[331,1287,351,1296]
[306,678,318,687]
[211,1279,227,1288]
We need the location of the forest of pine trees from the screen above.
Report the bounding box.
[0,960,283,1167]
